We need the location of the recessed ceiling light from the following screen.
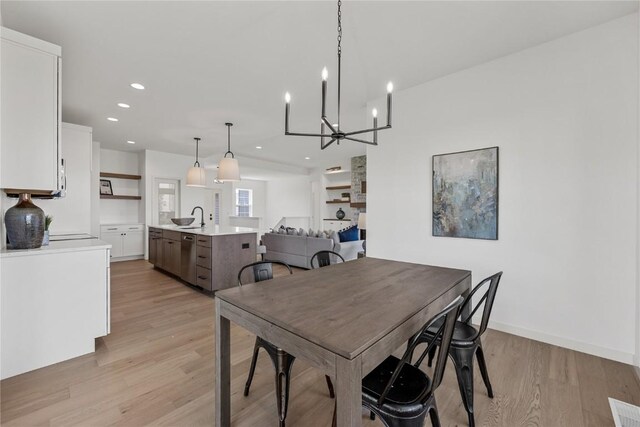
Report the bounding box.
[117,103,130,108]
[127,140,135,144]
[305,157,311,160]
[130,83,145,90]
[107,117,118,122]
[256,146,262,149]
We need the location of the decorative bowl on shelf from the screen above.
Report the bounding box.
[171,218,195,226]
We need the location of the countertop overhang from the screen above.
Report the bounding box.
[0,239,112,258]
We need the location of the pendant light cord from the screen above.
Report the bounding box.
[224,122,234,158]
[193,137,201,167]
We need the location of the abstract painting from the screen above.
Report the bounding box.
[432,147,498,240]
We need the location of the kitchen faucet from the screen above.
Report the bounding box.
[191,206,205,228]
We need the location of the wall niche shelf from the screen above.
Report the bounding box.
[350,202,366,208]
[100,195,141,200]
[100,172,141,180]
[326,200,350,204]
[326,185,351,190]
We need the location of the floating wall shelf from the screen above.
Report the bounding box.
[350,202,366,208]
[326,200,350,204]
[100,172,142,180]
[326,185,351,190]
[100,195,141,200]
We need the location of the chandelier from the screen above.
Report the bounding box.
[284,0,393,150]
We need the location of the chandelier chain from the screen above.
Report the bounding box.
[337,0,342,57]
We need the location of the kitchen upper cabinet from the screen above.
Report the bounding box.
[1,27,61,192]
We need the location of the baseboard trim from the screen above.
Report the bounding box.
[487,320,635,365]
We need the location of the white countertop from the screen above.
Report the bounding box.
[151,224,258,237]
[0,239,112,258]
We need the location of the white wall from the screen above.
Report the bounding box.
[143,149,227,226]
[368,15,638,364]
[265,176,312,230]
[99,148,143,225]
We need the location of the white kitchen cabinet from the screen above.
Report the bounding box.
[100,224,144,261]
[36,123,92,234]
[0,241,110,379]
[122,230,143,257]
[323,219,352,231]
[1,27,62,192]
[100,230,123,258]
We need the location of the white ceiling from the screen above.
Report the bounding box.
[1,1,637,172]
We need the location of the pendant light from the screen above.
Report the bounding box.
[187,137,206,187]
[284,0,393,149]
[217,122,240,182]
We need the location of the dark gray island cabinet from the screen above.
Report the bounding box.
[148,226,257,292]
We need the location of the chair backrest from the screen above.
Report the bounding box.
[376,296,463,406]
[460,271,503,340]
[237,261,293,286]
[310,250,345,269]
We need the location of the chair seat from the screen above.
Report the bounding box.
[421,317,478,347]
[362,356,432,418]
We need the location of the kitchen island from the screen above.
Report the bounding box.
[148,225,257,292]
[0,239,111,379]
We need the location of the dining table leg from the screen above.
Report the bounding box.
[335,354,362,427]
[215,299,231,427]
[460,275,473,320]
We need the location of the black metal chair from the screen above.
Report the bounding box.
[310,250,345,269]
[410,271,503,427]
[332,296,464,427]
[238,261,335,427]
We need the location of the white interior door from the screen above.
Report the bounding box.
[153,178,180,225]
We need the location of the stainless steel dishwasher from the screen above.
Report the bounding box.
[180,233,197,285]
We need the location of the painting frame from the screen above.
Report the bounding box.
[432,146,499,240]
[100,179,113,196]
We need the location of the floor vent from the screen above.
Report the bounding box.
[610,397,640,427]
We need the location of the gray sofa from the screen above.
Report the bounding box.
[261,232,364,269]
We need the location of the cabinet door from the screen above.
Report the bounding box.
[122,231,143,257]
[162,239,180,275]
[1,36,60,191]
[148,235,157,265]
[101,232,123,258]
[154,237,164,269]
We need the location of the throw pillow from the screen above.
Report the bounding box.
[338,225,359,242]
[299,228,308,237]
[329,230,340,245]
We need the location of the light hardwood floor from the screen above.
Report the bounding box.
[1,260,639,426]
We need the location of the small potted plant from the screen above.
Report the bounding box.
[43,215,53,245]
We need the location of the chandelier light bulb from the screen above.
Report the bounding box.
[322,67,328,81]
[387,82,394,93]
[285,92,291,103]
[372,108,378,118]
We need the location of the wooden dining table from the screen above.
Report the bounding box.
[214,257,471,426]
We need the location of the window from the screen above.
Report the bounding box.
[214,192,220,225]
[235,188,252,217]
